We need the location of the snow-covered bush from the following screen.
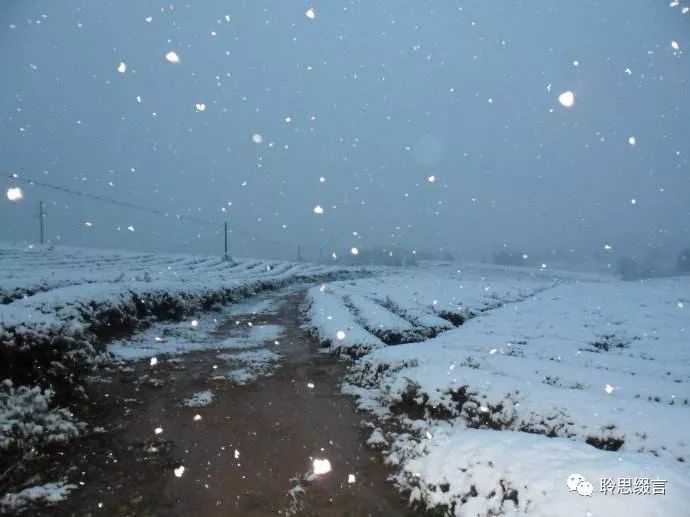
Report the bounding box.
[0,379,82,454]
[0,245,361,402]
[0,480,78,513]
[0,320,95,401]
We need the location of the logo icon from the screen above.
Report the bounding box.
[567,474,593,497]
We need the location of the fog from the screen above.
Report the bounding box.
[1,1,688,267]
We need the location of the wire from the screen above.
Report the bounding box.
[7,173,217,227]
[5,172,320,254]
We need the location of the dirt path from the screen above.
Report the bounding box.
[51,287,412,517]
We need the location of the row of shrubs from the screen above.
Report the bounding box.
[492,248,690,280]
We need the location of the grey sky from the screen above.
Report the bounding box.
[1,1,688,263]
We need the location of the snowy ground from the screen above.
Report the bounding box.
[0,243,352,396]
[107,291,284,360]
[3,244,690,515]
[0,244,356,513]
[305,265,690,516]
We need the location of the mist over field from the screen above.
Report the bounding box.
[1,1,688,266]
[2,4,690,514]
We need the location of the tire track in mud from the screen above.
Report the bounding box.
[50,287,412,517]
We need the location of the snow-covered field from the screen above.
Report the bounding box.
[3,244,690,515]
[0,243,356,512]
[0,243,351,394]
[305,265,690,516]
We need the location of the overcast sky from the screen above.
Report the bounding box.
[1,1,688,263]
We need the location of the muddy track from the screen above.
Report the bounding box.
[47,288,413,517]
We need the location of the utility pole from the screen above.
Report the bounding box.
[39,200,45,245]
[297,244,303,262]
[224,221,229,260]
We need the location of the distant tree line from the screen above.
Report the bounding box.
[492,251,527,267]
[338,247,418,267]
[490,246,690,280]
[617,247,690,280]
[678,248,690,274]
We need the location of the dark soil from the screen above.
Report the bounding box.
[44,288,413,517]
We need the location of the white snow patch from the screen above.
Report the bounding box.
[183,390,214,407]
[1,481,77,512]
[393,425,690,516]
[312,458,331,475]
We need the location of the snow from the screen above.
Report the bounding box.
[346,278,690,462]
[558,90,575,108]
[4,242,689,514]
[304,266,551,355]
[215,348,282,384]
[0,243,356,490]
[1,244,350,371]
[107,308,284,359]
[108,317,218,359]
[6,186,23,201]
[304,288,385,354]
[391,424,690,516]
[165,51,180,63]
[305,265,690,515]
[312,458,331,476]
[0,380,82,453]
[0,481,77,513]
[183,390,214,407]
[107,294,287,360]
[243,323,283,344]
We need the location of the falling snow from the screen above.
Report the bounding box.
[165,51,180,63]
[1,3,689,515]
[558,90,575,108]
[6,187,23,202]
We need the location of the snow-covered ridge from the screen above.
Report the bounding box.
[0,243,359,476]
[0,244,356,395]
[0,244,340,304]
[304,269,551,355]
[304,268,690,515]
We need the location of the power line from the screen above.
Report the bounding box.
[5,173,319,254]
[7,173,217,227]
